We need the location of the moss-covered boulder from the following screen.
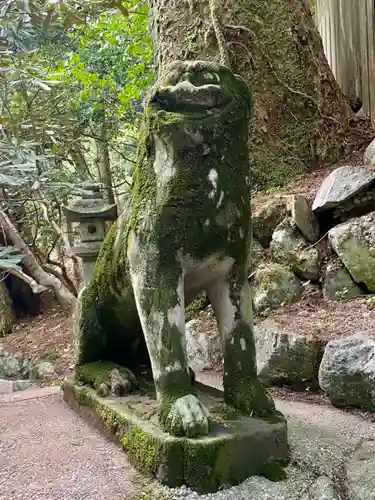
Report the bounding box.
[0,345,29,379]
[319,336,375,411]
[252,197,288,247]
[0,282,13,337]
[312,166,375,213]
[287,194,319,243]
[255,319,323,390]
[252,263,302,313]
[323,260,364,301]
[270,218,320,281]
[329,212,375,291]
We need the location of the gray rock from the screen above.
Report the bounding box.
[255,319,322,389]
[312,165,375,212]
[287,194,319,242]
[0,378,13,394]
[0,345,31,380]
[323,260,364,301]
[252,197,288,247]
[301,282,322,300]
[32,360,56,379]
[185,311,222,372]
[0,352,23,378]
[253,263,302,313]
[347,440,375,500]
[363,138,375,165]
[270,218,320,281]
[319,336,375,411]
[12,379,35,392]
[329,212,375,291]
[300,476,340,500]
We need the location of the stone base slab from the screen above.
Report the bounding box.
[62,377,288,493]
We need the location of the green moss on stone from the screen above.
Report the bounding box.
[68,381,129,435]
[259,458,288,481]
[121,422,185,485]
[75,362,124,389]
[210,403,241,421]
[256,263,291,292]
[121,426,158,472]
[184,437,229,492]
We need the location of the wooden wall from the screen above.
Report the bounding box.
[316,0,375,125]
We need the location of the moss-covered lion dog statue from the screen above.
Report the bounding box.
[74,60,275,438]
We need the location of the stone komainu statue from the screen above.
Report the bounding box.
[74,60,275,438]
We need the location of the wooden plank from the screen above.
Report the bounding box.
[366,0,375,125]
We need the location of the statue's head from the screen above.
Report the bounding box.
[146,60,252,126]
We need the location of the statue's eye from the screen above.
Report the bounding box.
[201,71,220,83]
[181,70,221,86]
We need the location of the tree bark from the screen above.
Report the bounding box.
[148,0,369,189]
[31,180,83,290]
[5,268,48,294]
[0,280,14,337]
[97,125,116,205]
[0,210,76,311]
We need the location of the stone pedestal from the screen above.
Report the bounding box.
[62,366,288,493]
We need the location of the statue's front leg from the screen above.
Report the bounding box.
[208,274,275,417]
[127,236,209,437]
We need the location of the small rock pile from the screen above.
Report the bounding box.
[186,312,375,414]
[251,163,375,314]
[0,343,57,394]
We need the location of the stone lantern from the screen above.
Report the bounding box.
[64,182,117,283]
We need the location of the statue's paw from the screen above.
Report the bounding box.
[164,394,210,438]
[97,382,110,397]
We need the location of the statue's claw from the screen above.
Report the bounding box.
[164,394,210,438]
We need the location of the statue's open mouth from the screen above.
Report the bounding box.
[148,81,231,115]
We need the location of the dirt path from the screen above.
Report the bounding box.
[0,387,141,500]
[1,376,374,500]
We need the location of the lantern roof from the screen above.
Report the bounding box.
[63,182,118,222]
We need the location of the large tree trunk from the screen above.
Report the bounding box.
[149,0,369,189]
[97,124,116,206]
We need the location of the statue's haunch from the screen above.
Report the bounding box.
[74,60,275,438]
